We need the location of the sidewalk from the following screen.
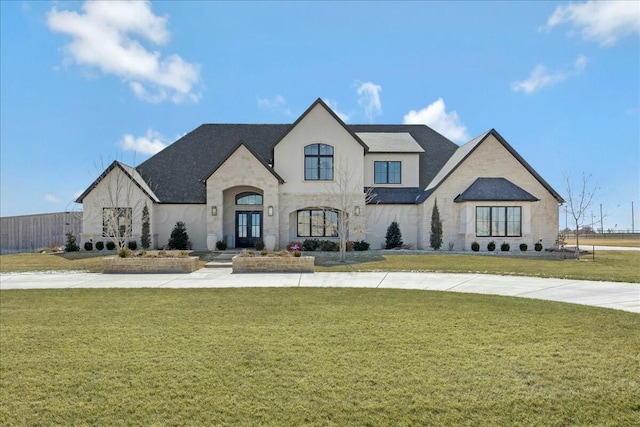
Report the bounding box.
[1,269,638,313]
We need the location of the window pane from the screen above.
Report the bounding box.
[251,213,261,238]
[304,144,318,155]
[476,207,490,237]
[236,193,263,205]
[311,211,324,236]
[305,157,318,180]
[325,210,339,237]
[389,162,401,184]
[297,211,310,236]
[319,144,333,155]
[238,213,247,238]
[319,158,333,180]
[492,207,506,236]
[374,162,387,184]
[507,207,521,236]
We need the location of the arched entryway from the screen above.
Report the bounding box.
[222,186,264,248]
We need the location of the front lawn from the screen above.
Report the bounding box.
[1,288,638,426]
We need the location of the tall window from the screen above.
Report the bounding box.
[236,192,263,205]
[297,209,338,237]
[374,161,401,184]
[304,144,333,180]
[103,207,132,238]
[476,206,521,237]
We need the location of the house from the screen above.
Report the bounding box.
[76,98,564,251]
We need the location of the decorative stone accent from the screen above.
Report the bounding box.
[232,255,314,273]
[103,256,199,274]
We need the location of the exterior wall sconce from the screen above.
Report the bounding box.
[268,206,274,216]
[354,206,360,216]
[211,206,217,216]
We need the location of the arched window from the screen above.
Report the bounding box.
[235,192,263,205]
[304,143,333,180]
[297,209,339,237]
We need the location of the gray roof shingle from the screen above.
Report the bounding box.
[453,178,540,202]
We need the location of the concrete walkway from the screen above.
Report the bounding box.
[1,269,638,313]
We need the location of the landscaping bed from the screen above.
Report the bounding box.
[103,254,199,273]
[232,253,314,273]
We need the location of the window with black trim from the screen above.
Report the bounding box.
[304,144,333,180]
[476,206,521,237]
[374,161,401,184]
[297,209,338,237]
[103,207,132,238]
[236,192,263,205]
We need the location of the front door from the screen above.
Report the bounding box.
[236,211,262,248]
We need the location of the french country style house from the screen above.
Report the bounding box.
[76,98,564,251]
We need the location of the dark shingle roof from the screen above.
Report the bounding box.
[367,187,424,204]
[453,178,540,202]
[133,122,458,204]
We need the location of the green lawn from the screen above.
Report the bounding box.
[316,251,640,283]
[1,288,638,426]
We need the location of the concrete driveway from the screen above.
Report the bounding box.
[1,269,638,313]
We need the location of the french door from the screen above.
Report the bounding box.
[235,211,262,248]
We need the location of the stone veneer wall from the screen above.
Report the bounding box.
[103,256,199,273]
[232,255,314,273]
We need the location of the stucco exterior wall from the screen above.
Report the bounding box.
[80,167,151,246]
[365,204,420,249]
[153,204,207,250]
[422,134,560,251]
[363,153,420,187]
[206,144,280,250]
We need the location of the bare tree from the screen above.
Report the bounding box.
[564,172,598,260]
[325,159,376,262]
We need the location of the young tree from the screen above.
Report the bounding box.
[140,204,151,249]
[430,198,443,250]
[385,220,403,249]
[324,159,375,262]
[564,172,598,260]
[167,221,191,250]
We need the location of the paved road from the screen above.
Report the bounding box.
[1,269,638,313]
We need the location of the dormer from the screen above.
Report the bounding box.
[360,132,424,187]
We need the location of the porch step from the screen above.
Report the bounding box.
[205,260,232,268]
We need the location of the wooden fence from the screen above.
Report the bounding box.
[0,212,82,254]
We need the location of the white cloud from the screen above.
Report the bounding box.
[323,99,350,122]
[47,1,201,103]
[44,194,61,204]
[543,1,640,47]
[118,129,167,155]
[257,95,293,117]
[356,82,382,121]
[512,55,588,95]
[403,98,470,143]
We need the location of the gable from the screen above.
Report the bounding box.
[76,161,159,204]
[204,141,284,184]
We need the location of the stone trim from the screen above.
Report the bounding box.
[232,255,314,273]
[103,256,199,274]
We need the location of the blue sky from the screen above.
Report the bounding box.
[1,1,639,231]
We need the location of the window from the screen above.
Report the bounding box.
[374,161,401,184]
[476,206,521,237]
[304,144,333,180]
[236,192,263,205]
[103,207,132,238]
[297,209,338,237]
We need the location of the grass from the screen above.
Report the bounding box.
[316,251,640,283]
[1,288,638,426]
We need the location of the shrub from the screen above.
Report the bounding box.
[471,241,480,252]
[500,242,510,252]
[106,241,116,251]
[216,240,227,250]
[430,199,443,250]
[141,204,151,250]
[345,241,354,252]
[519,243,528,252]
[293,250,302,257]
[487,241,496,251]
[247,250,255,255]
[448,242,455,251]
[254,238,265,251]
[167,221,191,250]
[84,242,93,251]
[352,240,370,251]
[318,240,338,251]
[535,242,543,252]
[302,239,320,251]
[287,241,302,252]
[260,249,268,256]
[127,241,137,251]
[64,232,80,252]
[95,241,105,251]
[117,248,129,258]
[385,220,403,249]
